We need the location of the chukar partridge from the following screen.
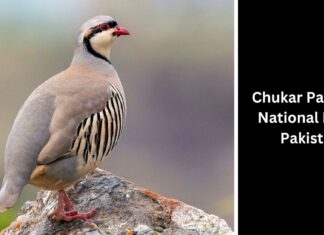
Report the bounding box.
[0,15,129,221]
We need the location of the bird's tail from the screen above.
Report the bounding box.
[0,179,21,212]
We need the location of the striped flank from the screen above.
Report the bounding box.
[71,85,126,166]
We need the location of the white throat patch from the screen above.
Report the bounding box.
[89,29,117,60]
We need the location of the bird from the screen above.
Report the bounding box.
[0,15,129,222]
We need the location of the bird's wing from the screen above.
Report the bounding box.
[37,81,113,165]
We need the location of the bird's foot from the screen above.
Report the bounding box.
[65,209,77,216]
[49,209,97,222]
[49,189,96,222]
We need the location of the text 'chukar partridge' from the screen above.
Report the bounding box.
[0,15,129,222]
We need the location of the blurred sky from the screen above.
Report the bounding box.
[0,0,234,228]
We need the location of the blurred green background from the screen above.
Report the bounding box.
[0,0,234,229]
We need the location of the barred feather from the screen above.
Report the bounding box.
[72,85,126,167]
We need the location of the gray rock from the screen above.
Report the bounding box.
[1,169,233,235]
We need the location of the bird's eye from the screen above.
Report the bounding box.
[99,23,109,31]
[108,21,117,28]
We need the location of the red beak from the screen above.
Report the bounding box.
[115,26,130,36]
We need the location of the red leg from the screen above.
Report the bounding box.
[61,190,77,216]
[49,190,96,222]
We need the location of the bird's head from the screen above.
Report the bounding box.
[76,16,130,64]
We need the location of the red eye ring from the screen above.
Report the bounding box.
[99,23,109,31]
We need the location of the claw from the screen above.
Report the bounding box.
[49,190,96,222]
[50,209,97,222]
[65,210,78,216]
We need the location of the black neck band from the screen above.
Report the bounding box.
[83,37,111,64]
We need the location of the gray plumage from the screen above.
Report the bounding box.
[0,15,128,212]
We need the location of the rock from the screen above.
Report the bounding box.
[1,169,233,235]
